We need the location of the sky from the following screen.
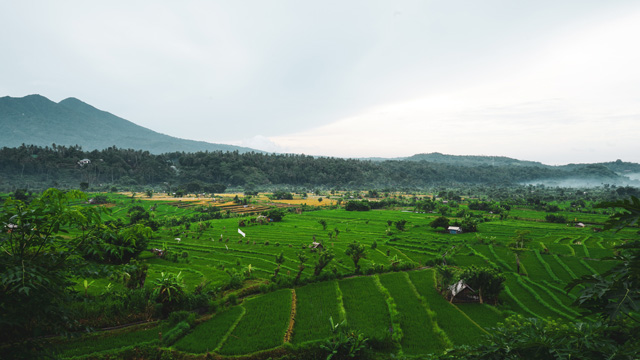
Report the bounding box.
[1,0,639,165]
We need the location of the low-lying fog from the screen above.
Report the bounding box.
[523,174,640,188]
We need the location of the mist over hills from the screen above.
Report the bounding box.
[0,94,259,154]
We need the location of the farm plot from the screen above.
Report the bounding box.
[54,322,169,358]
[454,303,505,330]
[450,251,490,267]
[174,306,244,354]
[218,289,291,355]
[291,280,343,344]
[501,273,573,320]
[378,272,445,354]
[407,269,489,345]
[517,251,556,283]
[338,276,392,341]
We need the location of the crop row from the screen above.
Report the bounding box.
[503,285,542,319]
[339,276,391,340]
[552,254,578,280]
[218,289,291,355]
[488,245,515,273]
[378,272,446,355]
[514,275,575,321]
[407,270,486,346]
[291,281,342,344]
[534,250,562,282]
[372,275,403,344]
[174,306,244,353]
[54,322,168,358]
[520,277,581,318]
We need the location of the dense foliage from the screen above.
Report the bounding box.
[0,190,103,349]
[0,144,633,191]
[3,184,639,359]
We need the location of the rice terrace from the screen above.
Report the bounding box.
[3,185,638,359]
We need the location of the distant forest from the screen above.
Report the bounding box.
[0,144,632,192]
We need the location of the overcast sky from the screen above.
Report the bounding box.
[2,0,639,165]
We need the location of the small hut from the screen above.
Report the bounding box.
[448,280,478,303]
[309,242,324,251]
[447,226,463,234]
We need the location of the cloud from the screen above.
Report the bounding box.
[2,1,640,165]
[234,135,286,154]
[270,90,639,164]
[270,7,640,164]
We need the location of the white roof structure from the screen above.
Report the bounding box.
[449,280,474,297]
[448,226,462,232]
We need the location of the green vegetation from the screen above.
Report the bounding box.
[291,281,342,344]
[378,272,445,354]
[339,276,392,341]
[173,306,244,353]
[218,289,291,355]
[2,185,638,359]
[0,143,636,191]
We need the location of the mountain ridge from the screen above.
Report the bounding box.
[2,95,639,177]
[0,94,261,154]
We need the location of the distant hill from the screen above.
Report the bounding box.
[0,95,261,154]
[403,152,546,167]
[398,153,640,179]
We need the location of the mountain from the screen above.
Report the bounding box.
[0,94,261,154]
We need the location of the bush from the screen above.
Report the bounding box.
[168,310,196,327]
[226,293,238,306]
[162,321,190,345]
[345,200,371,211]
[545,214,568,223]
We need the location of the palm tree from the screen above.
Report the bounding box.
[313,249,335,276]
[274,252,285,278]
[345,241,367,273]
[295,251,307,284]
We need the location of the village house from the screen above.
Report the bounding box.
[448,226,462,234]
[77,158,91,167]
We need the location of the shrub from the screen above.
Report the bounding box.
[227,293,238,306]
[168,311,196,327]
[345,200,371,211]
[162,321,191,345]
[546,214,568,223]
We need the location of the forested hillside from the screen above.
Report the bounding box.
[0,95,258,154]
[0,144,634,191]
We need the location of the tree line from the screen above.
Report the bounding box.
[0,144,629,191]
